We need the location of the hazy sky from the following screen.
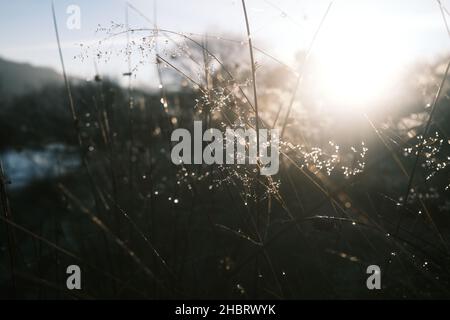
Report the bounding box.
[1,0,449,88]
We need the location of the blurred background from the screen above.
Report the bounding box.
[0,0,450,299]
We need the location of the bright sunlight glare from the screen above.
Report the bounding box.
[310,9,410,114]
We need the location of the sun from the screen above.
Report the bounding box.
[310,11,408,114]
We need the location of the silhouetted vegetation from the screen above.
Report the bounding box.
[1,2,450,300]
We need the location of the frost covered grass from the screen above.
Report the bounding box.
[0,0,450,299]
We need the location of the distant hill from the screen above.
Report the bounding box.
[0,57,63,97]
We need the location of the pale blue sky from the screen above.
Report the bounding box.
[1,0,449,88]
